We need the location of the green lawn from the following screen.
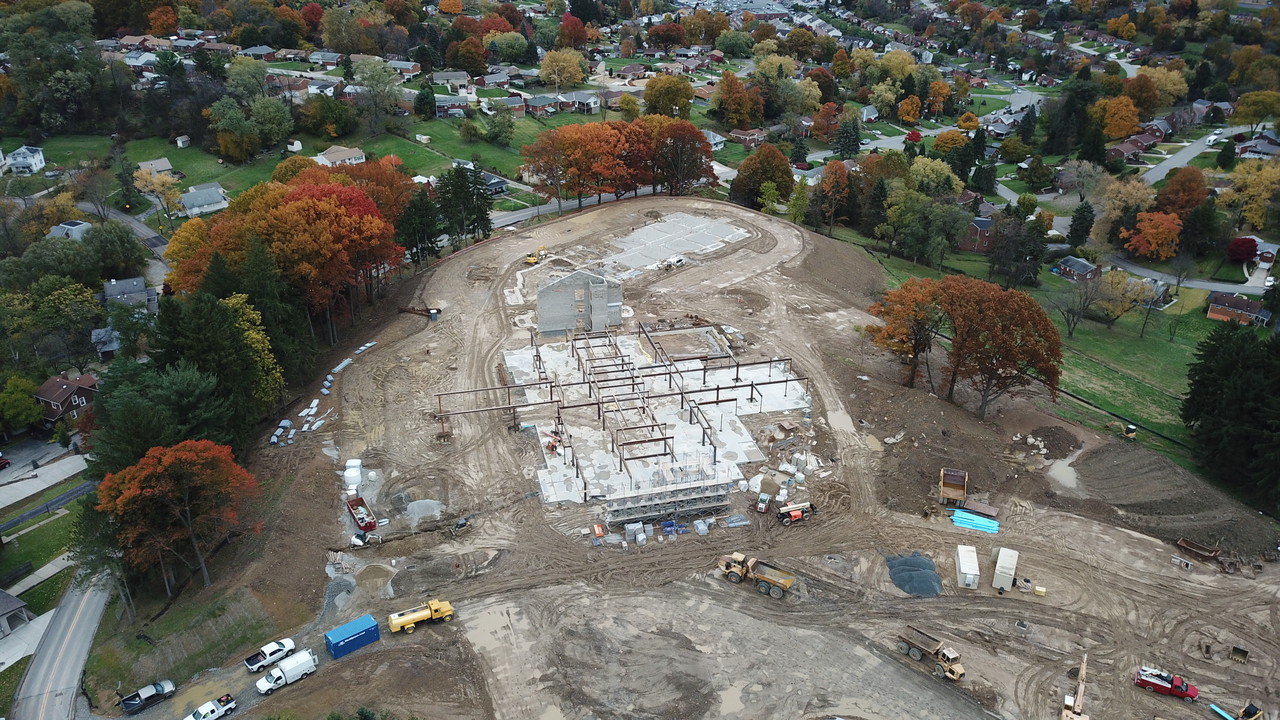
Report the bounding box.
[971,96,1010,116]
[19,567,74,615]
[267,61,314,71]
[714,143,750,168]
[2,135,113,166]
[1188,152,1221,170]
[125,137,282,196]
[0,657,31,718]
[0,477,85,526]
[476,87,511,98]
[0,508,75,577]
[360,133,454,178]
[865,121,906,138]
[971,85,1013,95]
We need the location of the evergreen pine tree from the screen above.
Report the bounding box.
[1077,121,1106,165]
[832,120,861,159]
[1216,139,1236,170]
[1019,103,1037,144]
[201,253,240,299]
[867,177,889,229]
[789,137,809,165]
[1067,201,1094,247]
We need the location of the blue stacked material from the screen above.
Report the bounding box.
[951,509,1000,534]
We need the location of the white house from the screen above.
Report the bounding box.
[180,182,229,218]
[702,130,726,151]
[7,146,46,176]
[314,145,366,167]
[858,105,879,123]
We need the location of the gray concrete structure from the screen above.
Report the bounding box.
[536,270,622,335]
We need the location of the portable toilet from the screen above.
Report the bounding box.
[992,547,1020,592]
[955,545,980,589]
[325,614,380,659]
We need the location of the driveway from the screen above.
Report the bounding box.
[1141,125,1249,184]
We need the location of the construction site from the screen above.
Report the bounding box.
[171,197,1280,720]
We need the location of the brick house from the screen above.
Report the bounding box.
[1207,292,1272,326]
[1055,256,1100,281]
[729,128,767,148]
[957,216,994,252]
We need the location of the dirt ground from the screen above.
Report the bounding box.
[159,197,1279,720]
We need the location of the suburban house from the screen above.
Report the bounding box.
[314,145,366,167]
[1105,141,1144,164]
[480,171,509,195]
[137,157,175,175]
[702,130,726,151]
[268,75,311,104]
[307,78,339,97]
[46,220,92,240]
[1238,131,1280,160]
[435,95,470,118]
[857,104,879,123]
[275,48,309,62]
[104,276,159,313]
[476,71,509,87]
[180,182,230,218]
[432,71,470,91]
[6,146,45,175]
[388,60,422,79]
[560,91,600,114]
[657,62,685,75]
[172,38,203,51]
[239,45,276,61]
[309,51,343,68]
[603,89,644,109]
[526,95,559,117]
[485,95,526,118]
[202,42,242,55]
[957,216,994,252]
[1206,292,1272,326]
[729,128,767,148]
[34,370,97,427]
[616,63,649,80]
[91,328,121,362]
[1055,256,1100,281]
[0,592,36,639]
[1128,133,1161,151]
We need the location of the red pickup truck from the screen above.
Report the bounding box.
[1134,666,1198,702]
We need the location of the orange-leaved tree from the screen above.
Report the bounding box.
[653,119,716,196]
[1121,211,1182,260]
[97,440,258,587]
[897,95,921,125]
[818,159,849,235]
[287,157,417,225]
[867,277,945,389]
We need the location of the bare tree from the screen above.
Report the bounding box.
[1169,253,1197,296]
[72,166,116,220]
[1047,276,1105,339]
[1058,159,1106,202]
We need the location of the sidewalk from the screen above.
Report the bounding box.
[7,554,73,596]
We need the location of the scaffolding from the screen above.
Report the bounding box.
[433,327,809,526]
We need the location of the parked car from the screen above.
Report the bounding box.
[0,457,10,470]
[244,638,295,672]
[1266,276,1276,288]
[120,680,175,715]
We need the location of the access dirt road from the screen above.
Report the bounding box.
[198,198,1278,720]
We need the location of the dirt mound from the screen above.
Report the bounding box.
[1024,426,1081,460]
[1071,443,1279,553]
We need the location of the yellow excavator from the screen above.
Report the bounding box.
[1105,421,1137,441]
[524,246,547,265]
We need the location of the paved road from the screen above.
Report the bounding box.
[1141,125,1248,184]
[1107,254,1261,293]
[12,577,110,720]
[0,481,94,535]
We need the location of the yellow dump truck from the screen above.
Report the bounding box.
[896,625,965,681]
[388,599,454,633]
[718,552,797,599]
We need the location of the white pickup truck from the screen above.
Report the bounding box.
[244,638,295,672]
[181,694,236,720]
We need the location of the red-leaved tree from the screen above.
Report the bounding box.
[97,440,258,588]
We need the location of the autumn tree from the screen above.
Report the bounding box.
[134,168,182,234]
[809,102,840,143]
[957,112,980,132]
[729,143,793,209]
[439,0,462,12]
[1234,91,1280,134]
[1121,211,1182,260]
[818,160,849,235]
[1057,159,1105,202]
[1093,95,1141,139]
[647,22,686,51]
[1156,166,1208,218]
[1224,160,1280,230]
[522,127,572,212]
[540,48,585,92]
[653,120,715,195]
[897,95,921,125]
[97,440,258,587]
[1092,177,1156,242]
[926,81,951,117]
[933,130,968,157]
[867,277,946,388]
[939,276,1061,419]
[786,176,810,225]
[644,74,694,119]
[148,5,178,35]
[711,71,762,129]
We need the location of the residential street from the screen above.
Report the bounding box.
[1141,125,1247,183]
[11,578,110,720]
[1106,254,1261,292]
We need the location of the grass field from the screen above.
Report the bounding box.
[971,96,1010,116]
[18,567,74,615]
[0,508,75,577]
[0,477,85,527]
[713,143,750,168]
[0,657,31,717]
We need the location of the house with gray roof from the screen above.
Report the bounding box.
[46,220,92,241]
[239,45,276,61]
[309,51,343,67]
[180,182,229,218]
[314,145,366,167]
[0,591,36,638]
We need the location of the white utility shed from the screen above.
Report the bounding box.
[992,547,1020,592]
[955,545,980,589]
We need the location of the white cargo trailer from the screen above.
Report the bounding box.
[955,545,980,589]
[991,547,1020,592]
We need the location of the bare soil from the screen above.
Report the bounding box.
[123,198,1280,720]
